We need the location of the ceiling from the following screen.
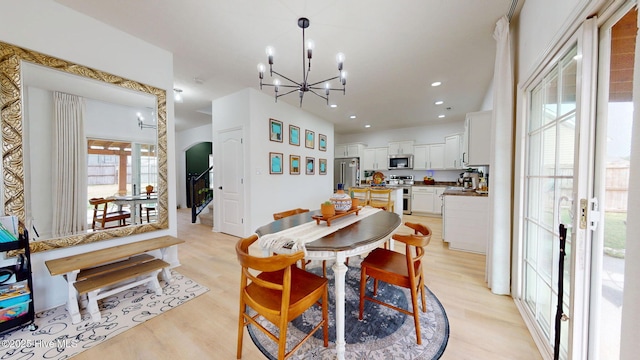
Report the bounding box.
[55,0,518,134]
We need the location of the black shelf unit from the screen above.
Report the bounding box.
[0,230,37,334]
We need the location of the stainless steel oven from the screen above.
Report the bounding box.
[389,175,413,214]
[401,186,412,215]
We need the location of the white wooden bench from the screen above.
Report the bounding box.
[45,236,184,324]
[74,258,169,322]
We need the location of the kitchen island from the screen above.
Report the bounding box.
[351,185,403,217]
[442,188,489,254]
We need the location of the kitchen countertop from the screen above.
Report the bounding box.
[443,189,489,197]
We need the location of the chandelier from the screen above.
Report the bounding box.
[257,17,347,106]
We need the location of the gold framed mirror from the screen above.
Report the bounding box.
[0,41,168,252]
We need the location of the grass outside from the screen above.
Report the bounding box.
[604,212,627,258]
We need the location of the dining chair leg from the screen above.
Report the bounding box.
[358,269,367,320]
[278,318,288,360]
[236,302,246,359]
[373,279,379,296]
[419,276,427,312]
[322,260,327,278]
[410,283,422,345]
[322,285,329,346]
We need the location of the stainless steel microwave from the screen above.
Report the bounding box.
[388,154,413,169]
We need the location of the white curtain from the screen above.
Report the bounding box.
[52,92,88,236]
[486,15,513,295]
[619,12,640,359]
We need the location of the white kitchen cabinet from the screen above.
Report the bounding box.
[388,140,414,155]
[335,143,365,158]
[442,195,489,254]
[411,186,446,214]
[463,110,492,166]
[362,147,388,171]
[413,144,445,170]
[444,133,463,169]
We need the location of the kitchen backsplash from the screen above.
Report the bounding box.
[364,166,488,183]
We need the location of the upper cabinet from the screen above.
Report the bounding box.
[463,110,492,166]
[413,144,444,170]
[335,143,366,158]
[362,147,388,171]
[388,140,414,155]
[444,133,464,169]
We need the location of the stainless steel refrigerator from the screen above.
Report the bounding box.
[334,158,359,191]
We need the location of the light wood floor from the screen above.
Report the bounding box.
[74,209,541,360]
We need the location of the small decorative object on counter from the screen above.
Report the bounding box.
[350,197,359,210]
[320,201,336,218]
[330,183,352,213]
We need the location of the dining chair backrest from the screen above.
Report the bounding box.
[349,187,370,206]
[272,208,309,220]
[369,188,394,212]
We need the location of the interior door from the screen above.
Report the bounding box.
[518,19,597,359]
[218,128,244,237]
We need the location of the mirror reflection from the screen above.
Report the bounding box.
[23,62,159,241]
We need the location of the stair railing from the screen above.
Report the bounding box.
[190,166,213,223]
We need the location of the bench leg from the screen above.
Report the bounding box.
[87,289,102,322]
[149,273,163,296]
[65,272,83,324]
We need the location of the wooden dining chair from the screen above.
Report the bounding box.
[349,187,370,206]
[139,191,157,223]
[358,222,432,345]
[272,208,309,220]
[89,197,131,230]
[236,234,329,360]
[369,188,394,212]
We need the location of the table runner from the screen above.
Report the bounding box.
[258,206,382,255]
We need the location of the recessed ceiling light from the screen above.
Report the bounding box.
[438,114,446,118]
[435,100,444,105]
[431,81,442,87]
[364,124,371,128]
[350,115,357,119]
[330,104,338,108]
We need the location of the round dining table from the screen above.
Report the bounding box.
[255,209,401,360]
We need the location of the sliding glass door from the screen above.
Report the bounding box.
[518,20,597,359]
[590,5,636,358]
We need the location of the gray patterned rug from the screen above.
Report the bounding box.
[247,260,449,359]
[0,271,208,359]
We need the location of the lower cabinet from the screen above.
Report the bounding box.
[411,186,445,215]
[442,195,489,254]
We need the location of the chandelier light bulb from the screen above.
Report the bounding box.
[266,46,275,65]
[257,63,265,79]
[273,79,281,92]
[306,39,314,59]
[325,82,330,96]
[336,53,345,71]
[340,71,347,86]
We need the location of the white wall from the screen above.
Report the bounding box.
[0,0,176,312]
[175,123,213,209]
[212,88,334,237]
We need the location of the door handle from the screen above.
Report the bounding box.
[218,186,222,190]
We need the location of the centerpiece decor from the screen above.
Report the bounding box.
[320,201,335,218]
[330,183,352,213]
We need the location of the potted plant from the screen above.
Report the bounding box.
[350,191,360,210]
[321,201,335,218]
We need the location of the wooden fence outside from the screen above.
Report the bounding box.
[605,164,629,212]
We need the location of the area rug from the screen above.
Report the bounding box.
[247,260,449,359]
[0,270,208,359]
